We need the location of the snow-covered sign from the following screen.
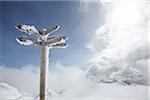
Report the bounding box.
[15,24,68,100]
[15,24,68,48]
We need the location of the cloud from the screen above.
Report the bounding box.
[0,64,148,100]
[0,64,39,96]
[79,0,102,12]
[84,0,149,84]
[0,62,91,97]
[0,0,149,99]
[47,61,91,91]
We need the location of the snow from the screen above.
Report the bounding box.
[0,82,33,100]
[0,0,148,100]
[16,38,33,46]
[0,82,148,100]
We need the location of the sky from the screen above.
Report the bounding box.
[0,0,149,98]
[0,1,105,68]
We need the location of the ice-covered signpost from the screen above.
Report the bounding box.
[15,24,68,100]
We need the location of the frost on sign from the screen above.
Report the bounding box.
[15,24,68,48]
[15,24,68,100]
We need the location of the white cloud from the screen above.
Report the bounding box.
[84,0,149,84]
[0,62,91,97]
[0,65,39,96]
[47,61,91,91]
[0,64,148,100]
[79,0,102,12]
[0,0,149,99]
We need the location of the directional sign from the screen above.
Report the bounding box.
[15,24,68,100]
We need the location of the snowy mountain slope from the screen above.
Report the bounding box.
[0,82,22,99]
[0,82,148,100]
[0,82,61,100]
[0,82,33,100]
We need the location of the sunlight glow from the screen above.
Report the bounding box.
[107,2,143,29]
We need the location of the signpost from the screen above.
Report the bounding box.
[15,24,68,100]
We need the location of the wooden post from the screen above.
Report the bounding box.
[40,46,49,100]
